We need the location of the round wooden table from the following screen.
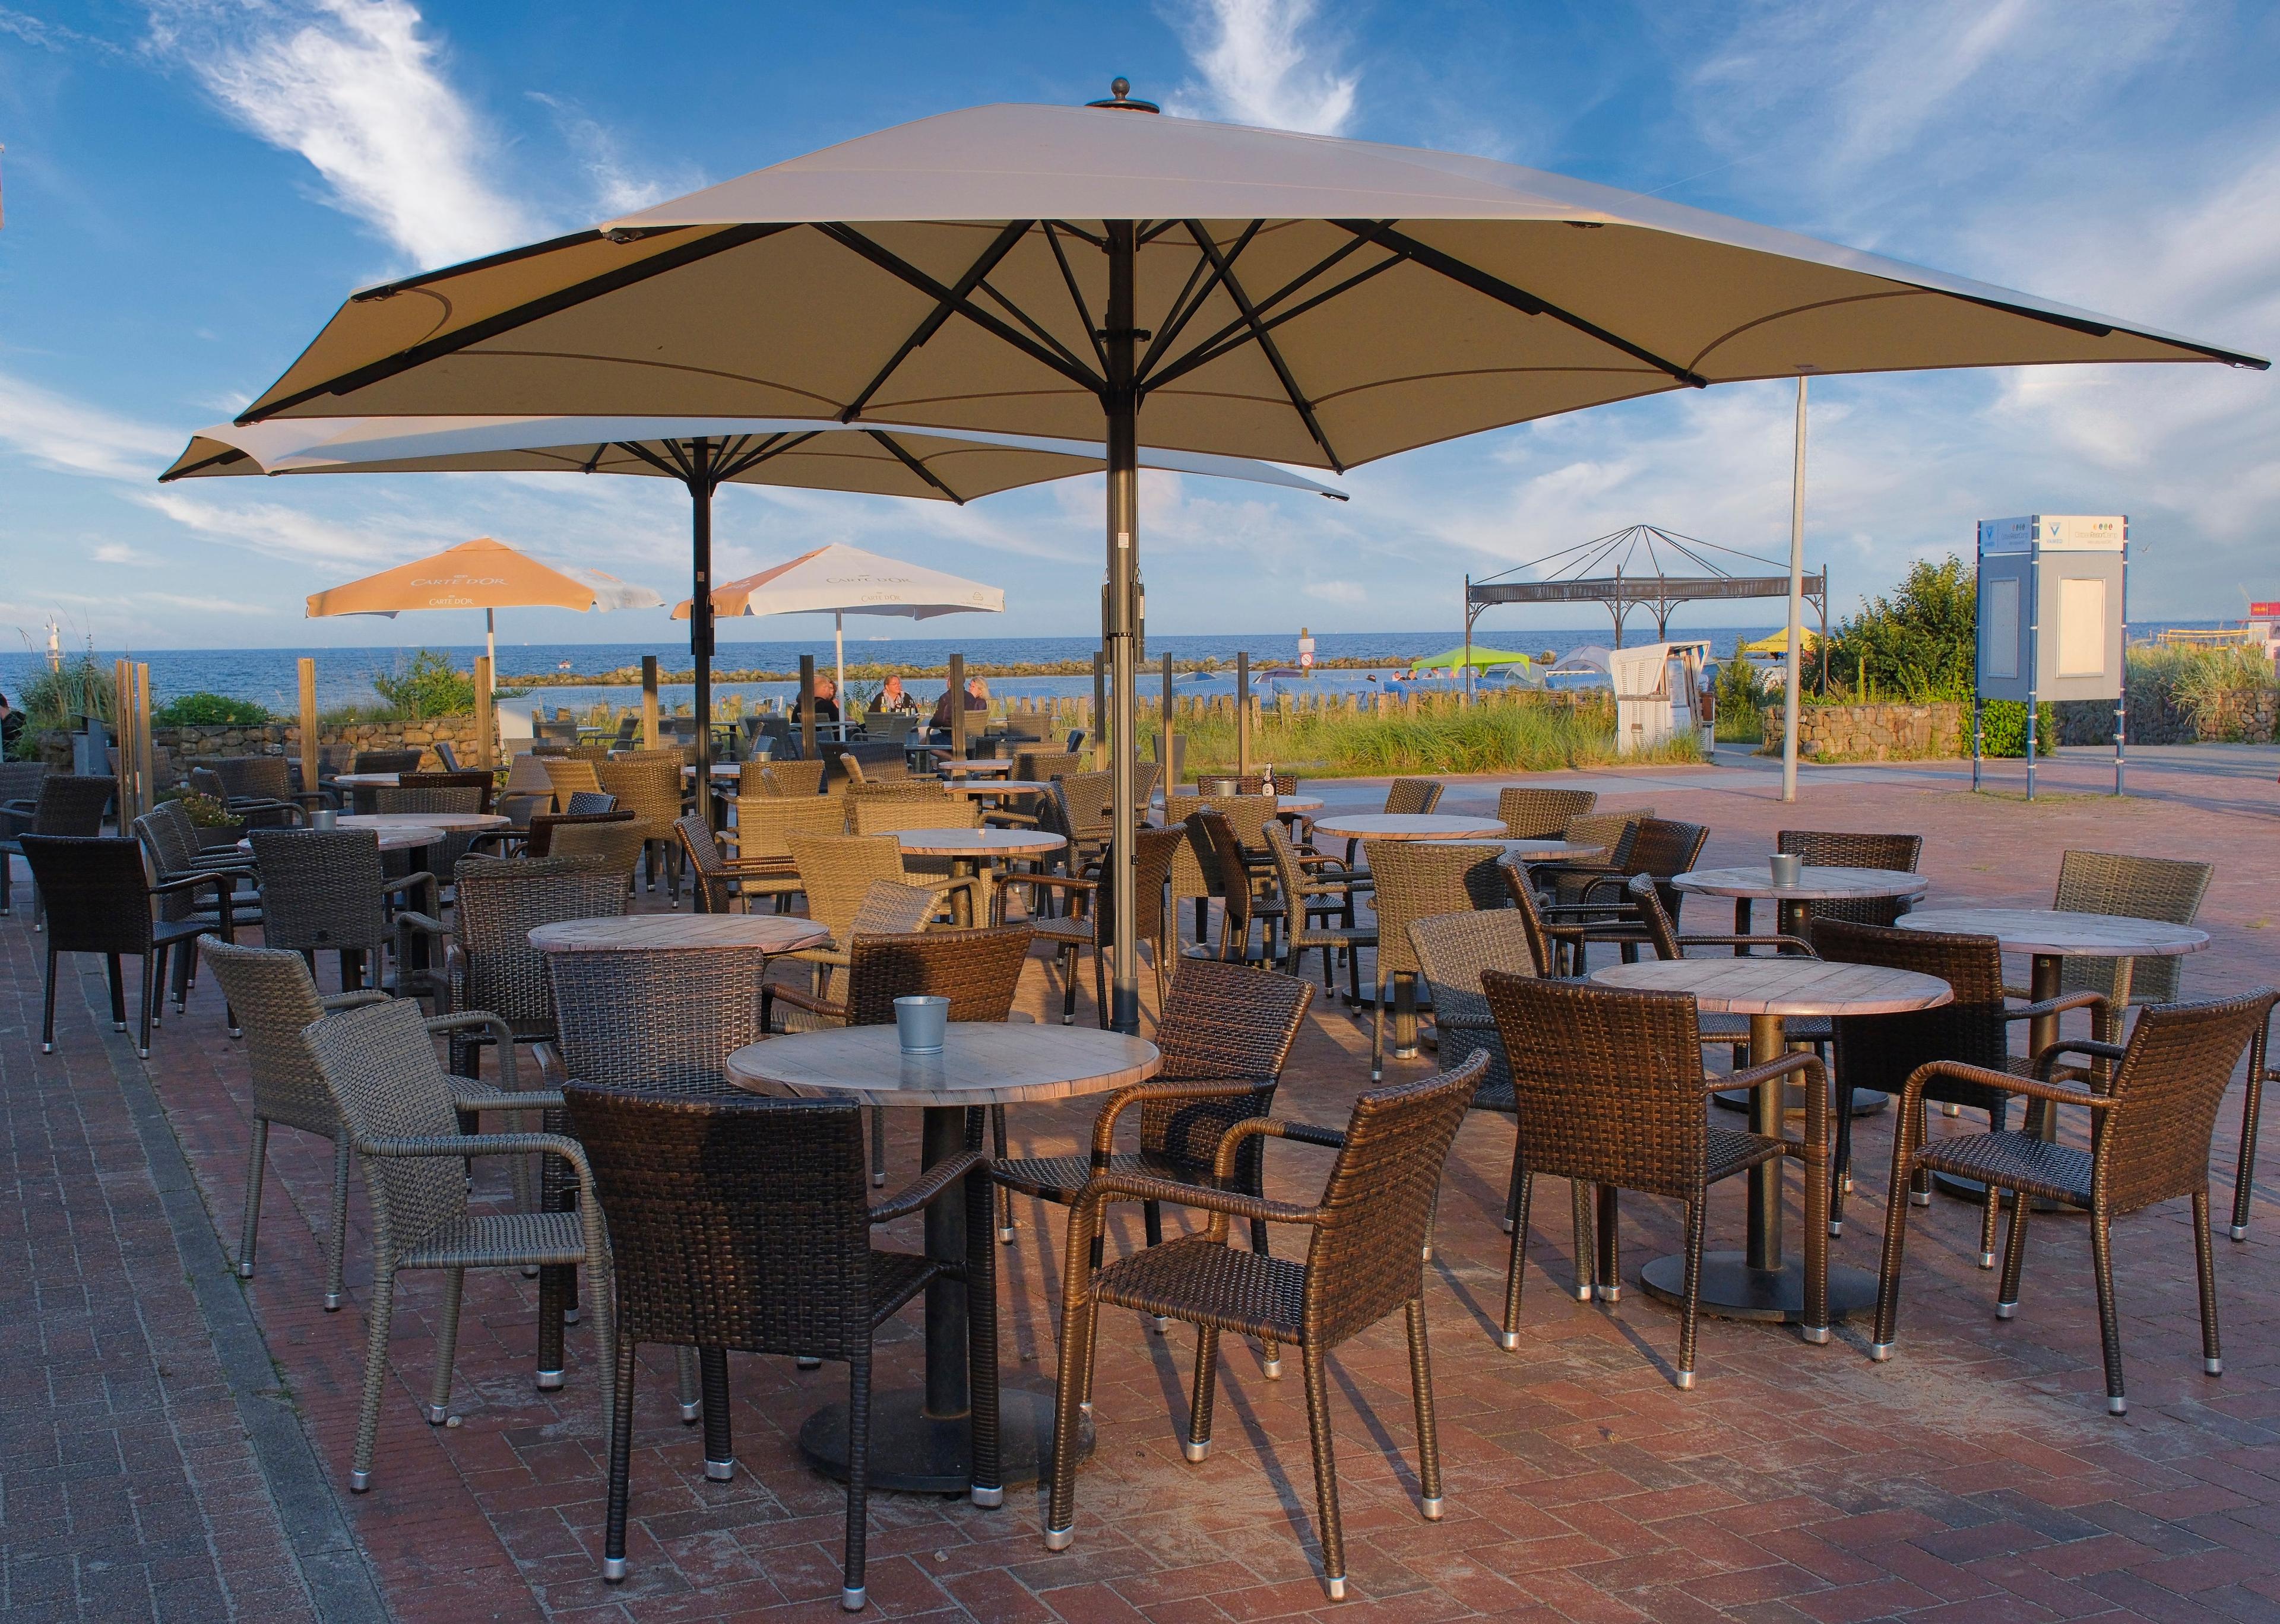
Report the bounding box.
[1899,908,2208,1204]
[329,771,401,788]
[725,1023,1159,1495]
[341,811,509,834]
[1589,957,1953,1330]
[1309,813,1507,842]
[528,914,831,953]
[240,823,442,854]
[1676,865,1928,941]
[1490,837,1606,862]
[932,757,1015,778]
[893,827,1066,924]
[944,778,1052,798]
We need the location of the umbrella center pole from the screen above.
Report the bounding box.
[690,440,718,778]
[1103,219,1142,1036]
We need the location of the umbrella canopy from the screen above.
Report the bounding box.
[306,535,658,617]
[1407,645,1531,673]
[223,86,2264,1034]
[1738,627,1822,656]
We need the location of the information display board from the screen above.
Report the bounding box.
[1974,514,2129,797]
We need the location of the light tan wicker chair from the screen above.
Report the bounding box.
[2053,849,2214,1007]
[595,756,687,903]
[1360,839,1508,1080]
[726,792,850,911]
[1497,787,1597,839]
[539,756,604,805]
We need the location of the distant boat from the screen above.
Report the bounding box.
[558,659,574,672]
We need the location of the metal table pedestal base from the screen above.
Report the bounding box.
[797,1387,1090,1495]
[1639,1252,1880,1325]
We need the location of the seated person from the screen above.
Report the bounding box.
[869,674,919,713]
[926,676,990,733]
[804,677,842,725]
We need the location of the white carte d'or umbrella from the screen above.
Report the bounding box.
[670,542,1001,705]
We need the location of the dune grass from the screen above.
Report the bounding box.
[1142,694,1700,778]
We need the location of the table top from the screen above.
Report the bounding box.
[1676,865,1930,903]
[528,915,832,953]
[892,826,1068,857]
[932,758,1016,776]
[241,824,445,854]
[331,771,401,787]
[682,763,746,778]
[944,779,1052,797]
[1310,813,1509,842]
[340,811,509,833]
[1897,907,2210,959]
[724,1022,1159,1108]
[1493,838,1608,861]
[1591,956,1955,1017]
[1161,793,1323,813]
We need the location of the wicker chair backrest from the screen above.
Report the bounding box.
[1382,778,1444,816]
[1132,762,1160,807]
[675,814,733,912]
[1092,824,1186,951]
[755,759,828,797]
[1017,751,1085,785]
[1362,840,1507,979]
[199,940,338,1137]
[1142,958,1313,1166]
[305,998,468,1245]
[132,810,210,923]
[1564,810,1653,863]
[1171,794,1271,904]
[560,1081,875,1355]
[188,766,229,804]
[2055,849,2215,1007]
[563,791,618,816]
[31,774,118,836]
[374,786,483,817]
[594,758,682,837]
[1497,787,1597,839]
[2098,989,2278,1212]
[846,779,949,803]
[503,754,555,804]
[1190,774,1266,795]
[850,879,958,935]
[734,794,851,861]
[1623,818,1709,879]
[1775,829,1923,927]
[788,833,909,942]
[851,797,980,836]
[548,947,771,1096]
[249,829,387,953]
[1046,771,1116,846]
[452,854,628,1033]
[1304,1055,1483,1347]
[216,756,291,801]
[568,744,612,763]
[1811,919,2012,1112]
[1492,859,1564,974]
[0,760,49,808]
[1408,909,1547,1002]
[543,820,649,877]
[353,750,424,775]
[1195,810,1262,932]
[401,770,497,813]
[841,926,1034,1026]
[524,808,634,858]
[1481,971,1707,1202]
[17,836,153,953]
[540,758,604,802]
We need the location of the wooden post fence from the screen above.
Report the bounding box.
[297,657,319,801]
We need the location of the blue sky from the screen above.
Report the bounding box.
[1,0,2275,653]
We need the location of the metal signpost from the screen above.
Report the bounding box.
[1973,515,2129,800]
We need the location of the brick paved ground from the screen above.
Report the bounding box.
[5,744,2278,1622]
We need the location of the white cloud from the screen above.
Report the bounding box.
[527,91,701,218]
[0,373,181,482]
[134,486,455,567]
[144,0,542,268]
[93,541,149,564]
[1166,0,1358,135]
[1303,579,1367,604]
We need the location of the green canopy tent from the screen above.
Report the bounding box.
[1407,645,1533,674]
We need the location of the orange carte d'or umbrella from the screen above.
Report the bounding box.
[306,535,663,668]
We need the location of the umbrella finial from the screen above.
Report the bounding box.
[1088,78,1160,112]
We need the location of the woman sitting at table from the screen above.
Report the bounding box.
[926,676,989,732]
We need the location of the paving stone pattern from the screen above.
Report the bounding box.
[3,745,2278,1621]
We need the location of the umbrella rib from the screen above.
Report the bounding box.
[1180,221,1344,472]
[1138,221,1261,382]
[840,220,1036,422]
[865,430,967,504]
[1142,231,1390,391]
[715,432,815,483]
[972,276,1098,380]
[156,446,252,483]
[614,439,690,483]
[241,223,797,424]
[1331,221,1711,390]
[1041,223,1111,376]
[817,224,1106,397]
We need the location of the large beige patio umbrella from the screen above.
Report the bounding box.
[164,411,1340,759]
[220,85,2267,1036]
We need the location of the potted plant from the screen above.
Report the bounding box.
[164,788,248,851]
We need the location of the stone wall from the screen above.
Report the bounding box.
[2058,689,2276,746]
[34,716,495,781]
[1762,702,1966,762]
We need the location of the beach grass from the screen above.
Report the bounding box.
[1142,694,1702,778]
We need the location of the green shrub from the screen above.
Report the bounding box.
[1820,555,1977,702]
[370,651,476,719]
[1978,700,2059,757]
[153,692,273,727]
[157,788,241,827]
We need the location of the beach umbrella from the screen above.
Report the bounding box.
[1739,627,1820,656]
[1407,645,1532,673]
[668,542,1002,706]
[305,534,661,670]
[163,413,1340,760]
[217,85,2265,1035]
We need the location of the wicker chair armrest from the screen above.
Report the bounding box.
[453,1085,568,1114]
[1014,873,1096,897]
[1530,861,1619,887]
[1708,1049,1824,1099]
[0,797,34,816]
[423,1010,520,1090]
[382,870,438,899]
[1677,933,1817,957]
[466,829,522,855]
[1291,852,1357,874]
[359,1132,597,1205]
[394,909,449,938]
[764,983,845,1025]
[1076,1170,1322,1230]
[1210,1115,1346,1182]
[1898,1059,2108,1114]
[318,989,393,1011]
[1088,1077,1267,1159]
[2006,989,2111,1041]
[1717,1051,1831,1156]
[2035,1037,2127,1081]
[186,855,261,877]
[1537,898,1634,918]
[870,1150,989,1224]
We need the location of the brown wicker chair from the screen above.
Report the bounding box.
[352,748,425,776]
[1259,819,1372,1000]
[1041,770,1116,877]
[1006,824,1187,1024]
[594,756,686,903]
[1497,787,1597,839]
[520,807,636,857]
[1528,817,1709,959]
[135,806,261,935]
[1813,918,2108,1249]
[1870,988,2277,1414]
[400,770,498,814]
[564,1081,993,1607]
[249,828,441,1000]
[1773,830,1923,930]
[1190,804,1286,963]
[1481,972,1830,1381]
[211,755,308,826]
[439,854,629,1073]
[724,793,851,911]
[305,998,610,1491]
[375,785,487,882]
[1044,1054,1484,1600]
[755,758,828,797]
[1168,792,1274,946]
[2052,849,2215,1008]
[20,834,240,1055]
[1,773,117,918]
[1359,838,1507,1080]
[202,939,537,1311]
[539,755,604,808]
[677,812,784,914]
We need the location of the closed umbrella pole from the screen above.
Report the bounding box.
[1781,378,1807,803]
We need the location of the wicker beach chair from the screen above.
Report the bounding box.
[248,828,441,1000]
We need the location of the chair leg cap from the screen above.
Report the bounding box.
[137,1049,150,1060]
[1995,1302,2017,1320]
[1595,1284,1620,1303]
[2108,1397,2127,1416]
[562,1307,580,1325]
[602,1559,628,1583]
[324,1293,344,1312]
[1149,1316,1169,1333]
[1500,1218,1515,1235]
[425,1404,449,1425]
[1828,1223,1843,1238]
[1182,1438,1210,1463]
[705,1459,735,1483]
[872,1172,886,1187]
[1421,1495,1444,1522]
[1800,1325,1830,1345]
[796,1356,822,1370]
[42,1043,52,1054]
[1910,1192,1931,1207]
[2230,1225,2249,1242]
[680,1400,702,1422]
[1078,1399,1092,1417]
[236,1260,255,1280]
[1325,1577,1347,1601]
[115,1022,126,1032]
[998,1227,1016,1244]
[841,1587,866,1612]
[2205,1357,2224,1376]
[536,1369,564,1391]
[1978,1252,1997,1269]
[227,1026,242,1039]
[349,1471,371,1493]
[970,1485,1003,1508]
[1497,1331,1520,1352]
[1869,1343,1893,1362]
[1573,1285,1593,1303]
[1044,1525,1075,1552]
[1674,1369,1695,1391]
[1261,1356,1282,1379]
